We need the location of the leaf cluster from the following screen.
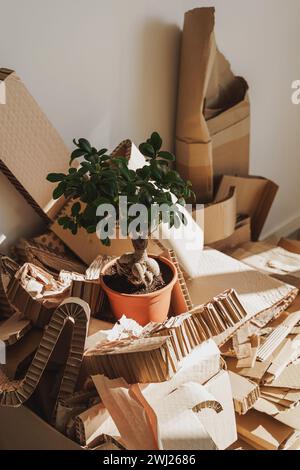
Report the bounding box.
[47,133,195,245]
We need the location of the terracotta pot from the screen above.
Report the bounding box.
[100,255,178,326]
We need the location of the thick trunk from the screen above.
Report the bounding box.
[116,237,161,287]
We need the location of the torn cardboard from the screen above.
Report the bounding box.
[0,298,90,422]
[176,7,250,202]
[216,175,278,240]
[0,68,69,222]
[186,249,298,346]
[230,241,300,288]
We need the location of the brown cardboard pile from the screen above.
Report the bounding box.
[0,7,299,450]
[176,7,278,249]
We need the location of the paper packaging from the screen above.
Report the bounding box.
[186,248,298,346]
[0,68,68,222]
[0,299,90,421]
[209,216,251,252]
[236,409,300,450]
[228,371,260,415]
[192,187,237,246]
[92,370,236,451]
[0,255,19,320]
[216,175,278,240]
[176,8,250,202]
[230,241,300,288]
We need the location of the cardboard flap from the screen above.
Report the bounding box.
[216,175,278,240]
[0,68,69,222]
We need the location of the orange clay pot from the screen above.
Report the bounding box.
[100,255,178,326]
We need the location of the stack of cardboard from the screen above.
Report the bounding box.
[0,9,300,449]
[176,7,278,250]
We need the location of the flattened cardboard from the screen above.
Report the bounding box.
[228,371,260,415]
[279,238,300,256]
[199,371,237,450]
[14,238,87,277]
[0,255,19,319]
[0,68,69,221]
[84,336,178,384]
[209,216,251,252]
[176,8,250,202]
[0,313,31,346]
[216,175,278,240]
[236,409,299,450]
[192,187,237,245]
[207,97,250,180]
[186,249,298,346]
[230,242,300,288]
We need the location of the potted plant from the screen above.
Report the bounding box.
[47,132,195,325]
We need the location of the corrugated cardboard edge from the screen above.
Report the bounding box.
[0,298,90,423]
[0,68,68,222]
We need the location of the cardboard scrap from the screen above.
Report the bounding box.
[83,288,242,383]
[209,216,251,253]
[84,336,178,384]
[186,249,298,346]
[74,403,120,447]
[228,371,260,415]
[176,8,250,202]
[13,238,86,278]
[216,176,278,241]
[7,263,72,327]
[0,313,31,346]
[200,187,237,245]
[0,298,90,424]
[256,311,300,362]
[0,255,19,319]
[263,335,300,383]
[236,409,300,450]
[0,68,68,222]
[230,242,300,288]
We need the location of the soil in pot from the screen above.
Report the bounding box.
[103,258,173,295]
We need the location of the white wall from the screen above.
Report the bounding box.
[0,0,299,250]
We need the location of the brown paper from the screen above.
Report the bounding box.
[216,175,278,240]
[0,255,19,319]
[0,68,68,221]
[186,249,298,346]
[209,216,251,252]
[228,371,260,415]
[192,187,237,245]
[230,241,300,288]
[176,8,250,202]
[236,409,299,450]
[0,298,90,425]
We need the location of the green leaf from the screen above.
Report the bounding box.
[78,138,92,154]
[139,143,155,158]
[158,151,175,162]
[101,237,111,247]
[97,148,108,156]
[53,182,66,199]
[87,225,97,234]
[47,173,66,183]
[150,132,162,152]
[71,202,81,217]
[70,148,86,162]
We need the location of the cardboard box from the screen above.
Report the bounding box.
[0,68,69,222]
[176,8,250,202]
[208,216,251,252]
[216,175,278,240]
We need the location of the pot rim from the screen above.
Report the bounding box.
[100,255,178,298]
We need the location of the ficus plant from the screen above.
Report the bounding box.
[47,132,195,289]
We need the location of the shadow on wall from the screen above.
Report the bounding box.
[105,18,182,152]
